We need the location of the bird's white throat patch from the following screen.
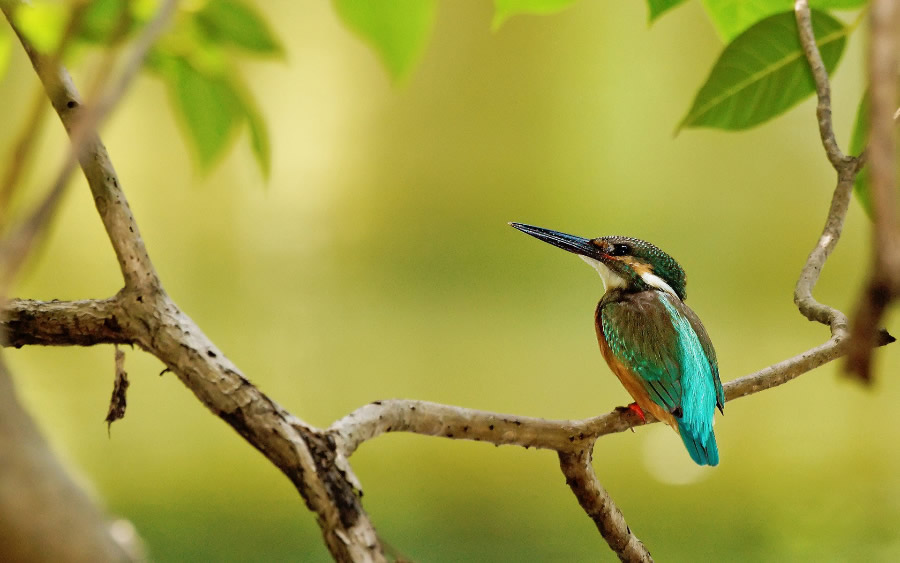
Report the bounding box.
[580,256,626,293]
[580,255,678,297]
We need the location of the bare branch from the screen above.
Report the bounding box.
[559,448,652,563]
[1,5,164,293]
[794,1,854,169]
[0,0,177,295]
[1,8,387,559]
[1,298,128,347]
[792,169,856,331]
[846,0,900,381]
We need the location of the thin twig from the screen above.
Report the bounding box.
[0,0,178,295]
[794,0,852,169]
[0,1,89,224]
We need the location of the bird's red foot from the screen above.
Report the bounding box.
[615,402,646,422]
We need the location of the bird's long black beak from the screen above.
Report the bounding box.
[509,222,597,258]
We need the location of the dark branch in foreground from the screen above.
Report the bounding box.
[846,0,900,381]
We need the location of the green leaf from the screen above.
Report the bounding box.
[333,0,436,81]
[679,10,848,132]
[164,56,242,169]
[492,0,579,30]
[647,0,688,23]
[196,0,282,55]
[12,1,68,53]
[702,0,866,41]
[849,93,873,217]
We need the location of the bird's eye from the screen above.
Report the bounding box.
[608,243,629,256]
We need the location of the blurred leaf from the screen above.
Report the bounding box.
[702,0,866,41]
[0,31,11,81]
[12,1,68,53]
[850,91,900,219]
[679,10,847,132]
[165,56,242,169]
[149,49,271,176]
[196,0,282,55]
[647,0,687,23]
[80,0,132,44]
[492,0,579,30]
[849,93,873,216]
[333,0,436,81]
[238,88,271,180]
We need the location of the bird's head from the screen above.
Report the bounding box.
[510,222,687,300]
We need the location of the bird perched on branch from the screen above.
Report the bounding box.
[510,223,724,466]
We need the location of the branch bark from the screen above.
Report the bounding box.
[559,448,652,563]
[1,9,385,562]
[846,0,900,381]
[0,354,137,562]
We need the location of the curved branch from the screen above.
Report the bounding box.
[794,0,853,169]
[559,447,652,563]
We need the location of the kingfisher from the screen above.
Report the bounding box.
[510,223,724,466]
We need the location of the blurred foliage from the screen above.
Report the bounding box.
[648,0,687,23]
[2,0,900,561]
[328,0,881,212]
[332,0,436,81]
[701,0,866,40]
[851,92,874,216]
[5,0,279,177]
[491,0,578,30]
[850,89,900,219]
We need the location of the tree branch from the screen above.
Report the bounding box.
[0,2,892,562]
[1,298,127,347]
[794,0,852,169]
[846,0,900,381]
[559,448,652,563]
[1,9,386,562]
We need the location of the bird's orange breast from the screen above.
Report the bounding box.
[594,315,678,432]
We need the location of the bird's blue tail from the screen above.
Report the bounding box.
[677,419,719,466]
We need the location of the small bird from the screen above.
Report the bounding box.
[510,222,724,466]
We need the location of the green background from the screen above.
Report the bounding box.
[2,1,898,561]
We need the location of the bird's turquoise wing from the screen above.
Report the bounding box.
[600,291,720,465]
[682,303,725,412]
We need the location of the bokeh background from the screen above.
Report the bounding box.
[2,1,899,561]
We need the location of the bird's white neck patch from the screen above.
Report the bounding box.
[580,256,626,293]
[580,255,679,298]
[640,271,678,297]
